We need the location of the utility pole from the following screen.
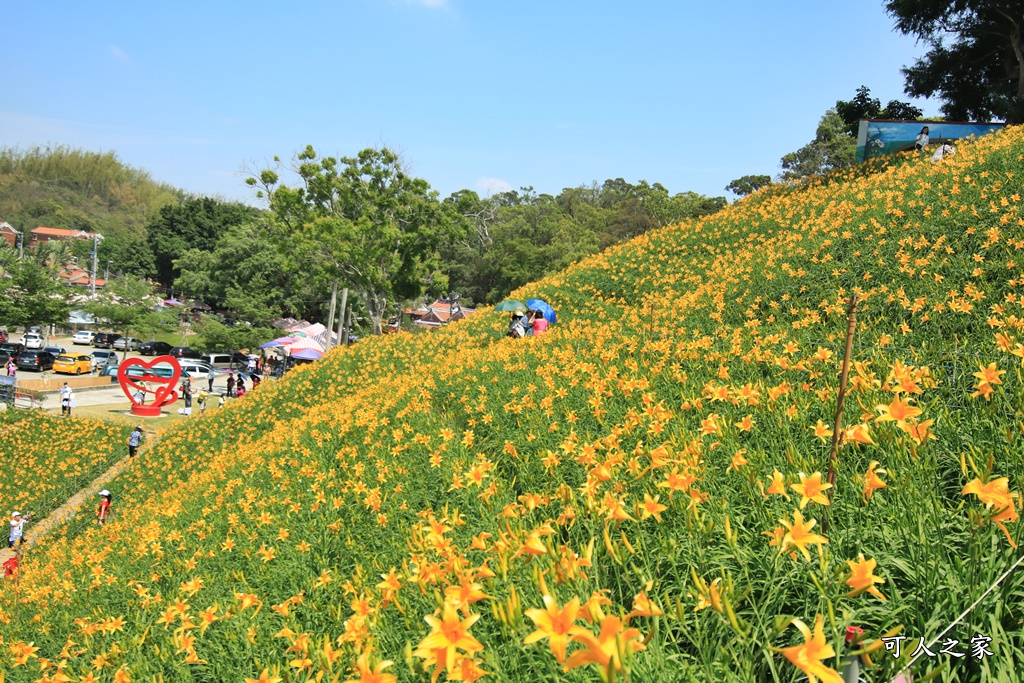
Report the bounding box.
[336,288,348,348]
[343,304,352,346]
[326,279,338,350]
[90,232,102,298]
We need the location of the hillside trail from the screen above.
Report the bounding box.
[1,428,160,570]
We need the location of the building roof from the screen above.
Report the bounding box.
[58,267,105,288]
[413,300,476,326]
[0,222,16,234]
[31,226,94,239]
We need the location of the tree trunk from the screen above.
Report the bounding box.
[364,290,386,335]
[337,288,348,347]
[326,279,338,350]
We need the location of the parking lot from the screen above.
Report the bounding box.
[4,333,260,420]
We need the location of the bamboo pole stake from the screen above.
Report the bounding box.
[826,293,859,495]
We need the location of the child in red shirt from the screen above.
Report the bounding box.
[97,490,112,526]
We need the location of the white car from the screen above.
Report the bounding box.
[72,331,95,345]
[21,332,44,350]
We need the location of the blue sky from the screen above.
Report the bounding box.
[1,1,931,203]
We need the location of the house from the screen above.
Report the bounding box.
[0,222,18,250]
[58,265,105,289]
[29,226,95,249]
[412,299,476,328]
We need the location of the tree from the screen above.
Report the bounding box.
[83,276,160,360]
[145,197,259,286]
[192,316,275,356]
[0,261,71,329]
[250,146,465,335]
[835,86,923,136]
[886,0,1024,123]
[725,175,772,197]
[779,109,857,180]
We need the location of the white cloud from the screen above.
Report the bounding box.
[475,177,512,195]
[108,44,129,62]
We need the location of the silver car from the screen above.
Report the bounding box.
[113,337,142,351]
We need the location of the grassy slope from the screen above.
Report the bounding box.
[0,410,131,521]
[4,129,1024,682]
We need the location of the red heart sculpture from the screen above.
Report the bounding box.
[118,355,183,416]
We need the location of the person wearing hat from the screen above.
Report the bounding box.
[128,425,144,457]
[8,511,29,548]
[97,490,112,526]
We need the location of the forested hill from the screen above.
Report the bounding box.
[0,145,183,271]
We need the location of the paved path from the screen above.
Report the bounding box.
[1,432,157,568]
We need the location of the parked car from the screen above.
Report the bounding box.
[113,337,142,351]
[139,340,172,356]
[122,362,175,379]
[93,332,122,349]
[91,350,119,372]
[0,343,24,361]
[42,346,66,359]
[179,361,215,379]
[169,346,202,360]
[16,350,54,372]
[53,352,93,375]
[21,332,44,350]
[72,330,96,345]
[199,351,249,369]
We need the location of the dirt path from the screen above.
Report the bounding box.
[1,432,158,567]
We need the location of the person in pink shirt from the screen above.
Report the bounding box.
[531,310,549,336]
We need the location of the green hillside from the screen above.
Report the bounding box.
[3,127,1024,683]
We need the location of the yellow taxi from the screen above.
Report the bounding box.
[53,352,93,375]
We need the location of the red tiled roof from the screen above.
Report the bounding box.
[31,226,93,238]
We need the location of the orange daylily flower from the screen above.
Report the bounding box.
[563,615,646,675]
[766,469,790,500]
[862,461,887,502]
[640,493,668,522]
[779,614,843,683]
[844,554,886,601]
[790,472,831,509]
[345,650,397,683]
[779,510,828,562]
[414,601,484,681]
[523,594,581,663]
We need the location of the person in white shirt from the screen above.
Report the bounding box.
[914,126,930,151]
[931,142,955,162]
[8,511,29,548]
[60,383,72,416]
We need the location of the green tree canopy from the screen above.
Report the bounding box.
[834,85,923,136]
[83,276,161,359]
[886,0,1024,123]
[146,197,259,286]
[725,175,772,197]
[250,146,465,334]
[0,260,71,329]
[779,109,856,180]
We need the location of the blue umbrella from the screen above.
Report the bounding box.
[260,340,282,349]
[526,299,557,324]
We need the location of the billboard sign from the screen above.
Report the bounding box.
[856,119,1005,162]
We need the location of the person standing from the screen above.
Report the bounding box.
[198,389,208,413]
[60,382,72,417]
[226,373,235,398]
[8,511,29,548]
[207,367,216,392]
[914,125,930,151]
[128,426,144,457]
[97,490,112,526]
[247,355,257,375]
[67,390,76,418]
[6,359,15,378]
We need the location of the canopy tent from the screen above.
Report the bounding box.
[288,337,326,354]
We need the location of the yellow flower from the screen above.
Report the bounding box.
[779,614,843,683]
[344,650,397,683]
[862,461,887,502]
[563,615,646,675]
[963,476,1020,547]
[779,510,828,562]
[524,594,581,664]
[413,601,484,679]
[790,472,831,509]
[844,554,886,601]
[766,469,790,500]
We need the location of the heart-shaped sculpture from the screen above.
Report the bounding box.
[118,355,182,417]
